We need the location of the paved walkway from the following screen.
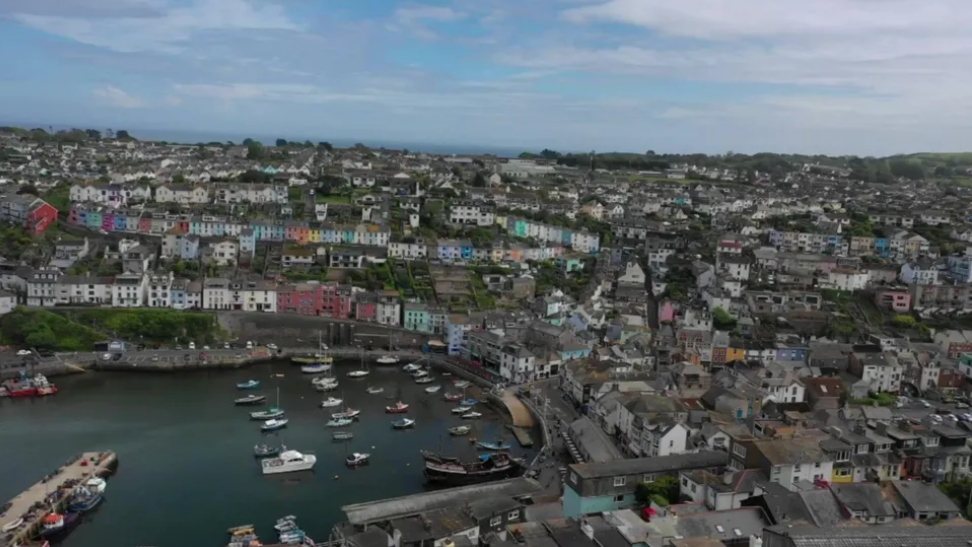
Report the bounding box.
[500,390,534,428]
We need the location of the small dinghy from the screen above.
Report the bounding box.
[235,394,266,406]
[443,392,463,402]
[391,418,415,429]
[448,425,471,436]
[254,443,286,458]
[376,355,399,364]
[261,418,289,431]
[250,407,285,420]
[332,431,354,441]
[320,397,343,408]
[412,369,429,379]
[402,363,421,372]
[237,379,260,390]
[454,380,471,388]
[327,418,353,427]
[461,411,483,420]
[386,401,410,413]
[424,385,442,393]
[460,398,479,406]
[2,518,24,533]
[415,376,434,384]
[301,363,331,374]
[452,406,472,414]
[346,452,371,467]
[366,386,384,394]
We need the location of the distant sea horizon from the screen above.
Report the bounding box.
[1,122,531,158]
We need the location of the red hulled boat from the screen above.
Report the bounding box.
[385,401,410,413]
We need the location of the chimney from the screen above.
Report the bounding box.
[723,471,735,485]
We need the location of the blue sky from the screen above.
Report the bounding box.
[1,0,970,155]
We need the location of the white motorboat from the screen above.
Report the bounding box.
[85,477,108,495]
[402,363,421,373]
[424,385,442,394]
[412,369,429,379]
[452,405,472,414]
[274,515,297,533]
[454,380,471,388]
[312,376,338,386]
[331,408,361,420]
[261,418,289,431]
[301,363,332,374]
[415,376,434,384]
[320,397,343,408]
[461,411,483,419]
[261,450,317,475]
[327,417,353,427]
[376,355,399,364]
[345,452,371,466]
[366,386,384,394]
[315,381,339,392]
[347,369,370,378]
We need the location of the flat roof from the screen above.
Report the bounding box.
[570,452,727,480]
[341,477,543,525]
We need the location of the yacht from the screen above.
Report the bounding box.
[301,363,331,374]
[314,380,339,392]
[402,363,422,373]
[376,355,399,364]
[415,376,434,384]
[320,397,343,408]
[412,369,429,379]
[331,408,361,420]
[261,450,317,475]
[261,418,289,431]
[451,405,472,414]
[454,380,471,389]
[461,411,483,420]
[345,452,371,467]
[424,385,442,394]
[347,351,370,378]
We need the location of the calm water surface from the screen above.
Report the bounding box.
[0,361,533,547]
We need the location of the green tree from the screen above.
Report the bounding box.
[472,172,488,187]
[713,307,736,329]
[247,142,267,161]
[318,142,333,151]
[275,138,288,147]
[243,138,255,145]
[115,129,133,140]
[172,173,187,184]
[634,476,679,506]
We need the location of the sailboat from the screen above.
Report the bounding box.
[376,333,399,364]
[330,391,360,419]
[313,365,339,392]
[347,350,370,378]
[293,331,334,365]
[251,386,286,420]
[366,385,384,394]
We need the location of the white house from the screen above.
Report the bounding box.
[449,203,495,227]
[641,421,690,457]
[0,289,15,315]
[154,184,209,204]
[56,275,113,305]
[208,240,239,267]
[202,278,231,310]
[111,272,147,307]
[826,268,870,292]
[499,344,536,383]
[146,272,174,308]
[899,262,940,285]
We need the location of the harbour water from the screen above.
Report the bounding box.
[0,361,534,547]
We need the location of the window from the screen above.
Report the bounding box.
[613,494,624,502]
[643,474,655,483]
[613,476,626,487]
[732,444,747,458]
[489,516,502,527]
[508,510,520,521]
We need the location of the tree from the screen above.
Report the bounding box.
[451,166,463,178]
[472,172,488,187]
[17,184,39,196]
[115,130,133,140]
[713,307,736,329]
[85,129,102,140]
[275,138,288,147]
[246,142,267,161]
[243,138,255,145]
[172,173,187,184]
[318,142,333,151]
[635,476,679,506]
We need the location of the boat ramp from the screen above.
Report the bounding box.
[505,424,534,447]
[0,451,118,547]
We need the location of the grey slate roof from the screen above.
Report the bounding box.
[765,524,972,547]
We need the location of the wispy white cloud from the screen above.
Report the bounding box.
[388,4,467,39]
[92,85,145,108]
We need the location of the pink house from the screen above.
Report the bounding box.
[875,290,911,313]
[354,292,377,322]
[277,282,325,316]
[320,283,353,319]
[658,299,676,323]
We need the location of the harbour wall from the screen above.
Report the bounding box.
[215,312,436,348]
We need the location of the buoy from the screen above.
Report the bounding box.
[371,446,375,449]
[333,475,340,480]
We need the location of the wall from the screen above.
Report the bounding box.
[216,312,435,348]
[562,484,634,518]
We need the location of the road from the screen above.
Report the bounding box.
[521,377,582,492]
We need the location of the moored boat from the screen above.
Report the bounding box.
[346,452,371,466]
[315,380,339,392]
[386,401,409,413]
[402,363,421,373]
[274,515,297,532]
[451,406,472,414]
[415,376,434,384]
[448,425,471,436]
[85,477,107,495]
[476,441,513,451]
[412,369,429,379]
[301,363,331,374]
[320,397,343,408]
[261,418,289,431]
[332,431,354,441]
[454,380,471,388]
[460,398,479,406]
[443,392,463,402]
[376,355,399,364]
[68,483,104,513]
[462,411,483,419]
[392,418,415,429]
[251,407,285,420]
[424,385,442,393]
[331,408,360,420]
[235,394,267,405]
[1,517,24,532]
[39,512,81,539]
[237,379,260,390]
[421,450,523,486]
[261,450,317,475]
[326,417,353,427]
[346,369,370,378]
[254,443,286,457]
[366,386,384,394]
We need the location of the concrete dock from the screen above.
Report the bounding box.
[0,451,117,547]
[506,424,534,447]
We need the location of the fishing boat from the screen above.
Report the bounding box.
[448,425,471,436]
[366,386,384,394]
[235,394,267,405]
[251,386,285,419]
[386,401,410,413]
[461,411,483,419]
[1,517,24,533]
[301,363,331,374]
[415,376,435,385]
[402,363,422,373]
[332,431,354,441]
[451,406,472,414]
[251,407,285,420]
[68,483,104,513]
[274,515,297,532]
[421,451,523,486]
[331,408,361,420]
[40,512,81,539]
[346,452,371,466]
[424,385,442,393]
[320,397,343,408]
[237,379,260,390]
[254,443,286,457]
[326,417,353,427]
[412,369,429,379]
[391,418,415,429]
[261,450,317,475]
[85,476,107,495]
[227,526,259,547]
[477,440,513,451]
[34,374,58,396]
[443,392,463,402]
[454,380,471,388]
[460,398,479,406]
[261,418,289,431]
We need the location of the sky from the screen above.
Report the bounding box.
[1,0,971,156]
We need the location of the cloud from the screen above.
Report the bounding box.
[12,0,299,53]
[92,86,145,108]
[0,0,164,18]
[389,4,467,39]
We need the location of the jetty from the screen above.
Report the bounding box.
[505,424,534,447]
[0,451,118,547]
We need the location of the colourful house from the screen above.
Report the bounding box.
[404,302,431,333]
